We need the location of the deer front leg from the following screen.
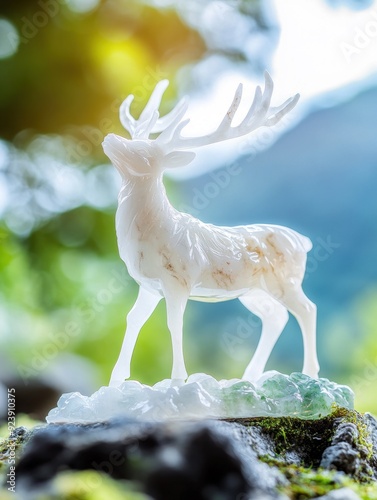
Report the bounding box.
[109,287,161,387]
[164,291,189,382]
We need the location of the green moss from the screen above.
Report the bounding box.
[52,470,150,500]
[250,407,377,499]
[0,429,27,470]
[0,417,39,485]
[258,459,377,500]
[278,466,343,499]
[227,406,374,470]
[273,463,377,500]
[337,408,374,460]
[228,410,337,466]
[0,415,41,440]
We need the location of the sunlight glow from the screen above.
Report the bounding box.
[273,0,377,101]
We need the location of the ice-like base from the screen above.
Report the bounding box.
[46,371,354,424]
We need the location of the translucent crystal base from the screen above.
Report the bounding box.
[46,371,354,424]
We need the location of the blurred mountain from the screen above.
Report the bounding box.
[176,83,377,374]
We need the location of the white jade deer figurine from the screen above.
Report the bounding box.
[103,74,319,387]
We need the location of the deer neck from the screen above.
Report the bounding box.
[117,173,173,235]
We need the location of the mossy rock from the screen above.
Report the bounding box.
[227,407,374,475]
[1,407,377,499]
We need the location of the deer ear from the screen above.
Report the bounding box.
[164,151,196,169]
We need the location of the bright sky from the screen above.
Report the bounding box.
[170,0,377,179]
[273,0,377,101]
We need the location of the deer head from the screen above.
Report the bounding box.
[103,74,299,177]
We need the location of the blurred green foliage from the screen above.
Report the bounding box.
[0,0,205,388]
[0,0,273,393]
[0,0,204,140]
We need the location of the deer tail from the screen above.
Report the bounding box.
[299,234,313,253]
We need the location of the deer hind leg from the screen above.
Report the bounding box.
[164,291,189,382]
[239,289,289,382]
[279,287,319,379]
[109,287,161,387]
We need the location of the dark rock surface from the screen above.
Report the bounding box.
[14,419,284,500]
[320,414,375,480]
[2,408,377,499]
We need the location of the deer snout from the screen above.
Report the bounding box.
[103,133,133,176]
[103,133,159,178]
[103,133,125,160]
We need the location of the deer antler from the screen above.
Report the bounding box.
[156,72,299,151]
[119,73,299,151]
[119,79,189,140]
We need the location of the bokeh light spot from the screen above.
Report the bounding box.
[85,165,119,209]
[0,19,19,59]
[66,0,100,14]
